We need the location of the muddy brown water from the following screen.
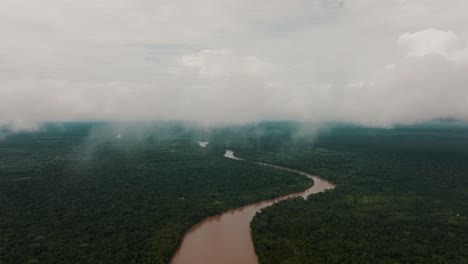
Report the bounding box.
[170,150,335,264]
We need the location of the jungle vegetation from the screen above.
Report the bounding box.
[242,122,468,263]
[0,122,311,263]
[2,121,467,263]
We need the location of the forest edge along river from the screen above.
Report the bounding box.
[170,149,336,264]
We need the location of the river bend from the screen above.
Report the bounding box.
[170,150,335,264]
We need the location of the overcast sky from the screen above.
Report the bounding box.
[1,0,468,130]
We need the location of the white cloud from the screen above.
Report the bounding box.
[398,28,468,64]
[178,49,276,79]
[1,0,468,129]
[398,29,459,57]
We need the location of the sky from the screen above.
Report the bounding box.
[1,0,468,130]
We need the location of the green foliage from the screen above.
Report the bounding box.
[245,123,468,263]
[0,122,310,263]
[3,121,468,263]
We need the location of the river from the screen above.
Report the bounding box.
[170,150,335,264]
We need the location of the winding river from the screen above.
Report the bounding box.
[170,150,335,264]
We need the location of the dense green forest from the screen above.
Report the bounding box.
[243,122,468,263]
[2,121,468,263]
[0,122,311,263]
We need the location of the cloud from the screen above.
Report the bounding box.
[398,28,468,64]
[1,0,468,129]
[178,49,276,79]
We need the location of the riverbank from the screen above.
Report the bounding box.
[170,150,335,264]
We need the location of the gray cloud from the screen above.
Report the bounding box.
[1,0,468,129]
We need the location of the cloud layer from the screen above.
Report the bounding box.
[1,0,468,129]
